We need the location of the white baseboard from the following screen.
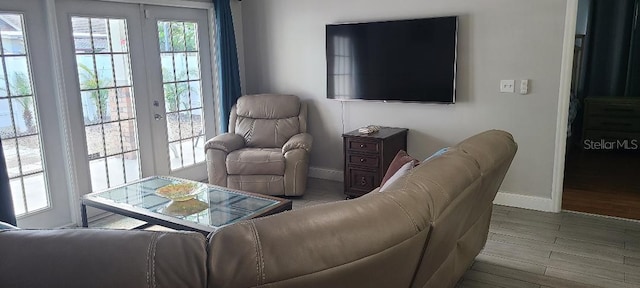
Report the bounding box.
[308,167,343,182]
[308,167,555,213]
[493,191,555,212]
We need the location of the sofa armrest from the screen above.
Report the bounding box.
[0,229,207,287]
[282,133,313,153]
[204,133,245,153]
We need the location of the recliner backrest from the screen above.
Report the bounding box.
[229,94,306,148]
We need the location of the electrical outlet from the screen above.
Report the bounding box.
[500,80,515,93]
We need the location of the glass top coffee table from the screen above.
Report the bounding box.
[81,176,292,234]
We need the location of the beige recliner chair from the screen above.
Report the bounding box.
[205,94,312,196]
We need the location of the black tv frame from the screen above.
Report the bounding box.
[326,16,458,104]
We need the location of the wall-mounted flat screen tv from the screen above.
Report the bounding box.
[326,16,458,103]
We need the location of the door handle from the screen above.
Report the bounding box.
[154,114,164,120]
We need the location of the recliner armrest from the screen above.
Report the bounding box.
[204,133,245,153]
[282,133,313,153]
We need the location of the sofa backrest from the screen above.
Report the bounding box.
[207,130,516,288]
[229,94,307,148]
[0,229,207,288]
[207,180,434,288]
[393,130,517,288]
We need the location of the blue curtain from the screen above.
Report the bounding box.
[0,138,16,226]
[213,0,242,133]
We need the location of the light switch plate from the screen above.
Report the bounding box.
[520,79,529,94]
[500,80,515,93]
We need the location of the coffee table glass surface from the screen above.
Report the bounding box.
[81,176,291,233]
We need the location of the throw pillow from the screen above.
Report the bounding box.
[379,161,414,192]
[423,147,451,163]
[380,150,419,188]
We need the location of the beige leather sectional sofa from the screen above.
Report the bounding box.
[0,130,517,288]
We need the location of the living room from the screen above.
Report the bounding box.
[1,0,640,287]
[239,0,567,211]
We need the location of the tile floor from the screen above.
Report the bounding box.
[459,205,640,288]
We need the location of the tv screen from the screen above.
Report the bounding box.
[326,16,458,103]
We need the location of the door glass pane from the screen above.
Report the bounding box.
[157,21,205,171]
[72,17,140,190]
[0,13,50,216]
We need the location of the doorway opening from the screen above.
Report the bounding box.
[563,0,640,220]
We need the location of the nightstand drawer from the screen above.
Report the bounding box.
[583,130,640,142]
[586,117,640,132]
[348,168,379,192]
[587,102,640,117]
[347,154,379,168]
[346,139,379,153]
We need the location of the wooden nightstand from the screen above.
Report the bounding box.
[582,97,640,148]
[342,127,408,198]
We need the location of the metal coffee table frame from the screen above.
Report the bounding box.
[81,176,292,234]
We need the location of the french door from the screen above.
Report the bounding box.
[1,0,73,228]
[55,1,215,220]
[142,5,216,179]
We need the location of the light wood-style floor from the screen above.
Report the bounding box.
[93,178,640,288]
[459,204,640,288]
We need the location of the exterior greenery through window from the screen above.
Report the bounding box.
[0,13,49,216]
[71,16,141,192]
[157,20,205,170]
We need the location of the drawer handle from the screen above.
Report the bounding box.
[360,158,366,163]
[360,177,367,186]
[360,144,367,148]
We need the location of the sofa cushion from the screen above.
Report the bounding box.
[227,148,285,175]
[227,175,285,196]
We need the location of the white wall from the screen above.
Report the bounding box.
[240,0,568,204]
